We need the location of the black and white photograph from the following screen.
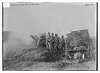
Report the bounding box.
[2,2,98,71]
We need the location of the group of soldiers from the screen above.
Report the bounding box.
[35,31,91,61]
[30,29,94,61]
[45,32,66,51]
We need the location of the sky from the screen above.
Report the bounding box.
[3,2,96,39]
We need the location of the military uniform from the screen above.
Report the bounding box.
[46,34,52,49]
[60,37,66,50]
[51,35,55,50]
[54,35,60,50]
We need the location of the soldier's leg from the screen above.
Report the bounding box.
[57,43,60,51]
[50,42,53,49]
[47,42,50,49]
[49,43,51,49]
[54,43,57,51]
[47,43,49,49]
[51,42,54,49]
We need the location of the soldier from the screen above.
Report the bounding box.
[51,32,55,50]
[46,32,52,49]
[61,35,66,51]
[54,33,60,51]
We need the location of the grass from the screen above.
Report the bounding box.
[3,47,44,70]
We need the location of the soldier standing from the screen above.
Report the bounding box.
[61,35,66,51]
[46,32,52,49]
[51,33,55,50]
[54,33,60,51]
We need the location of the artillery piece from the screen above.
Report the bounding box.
[63,29,94,63]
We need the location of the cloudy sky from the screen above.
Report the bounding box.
[4,2,96,38]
